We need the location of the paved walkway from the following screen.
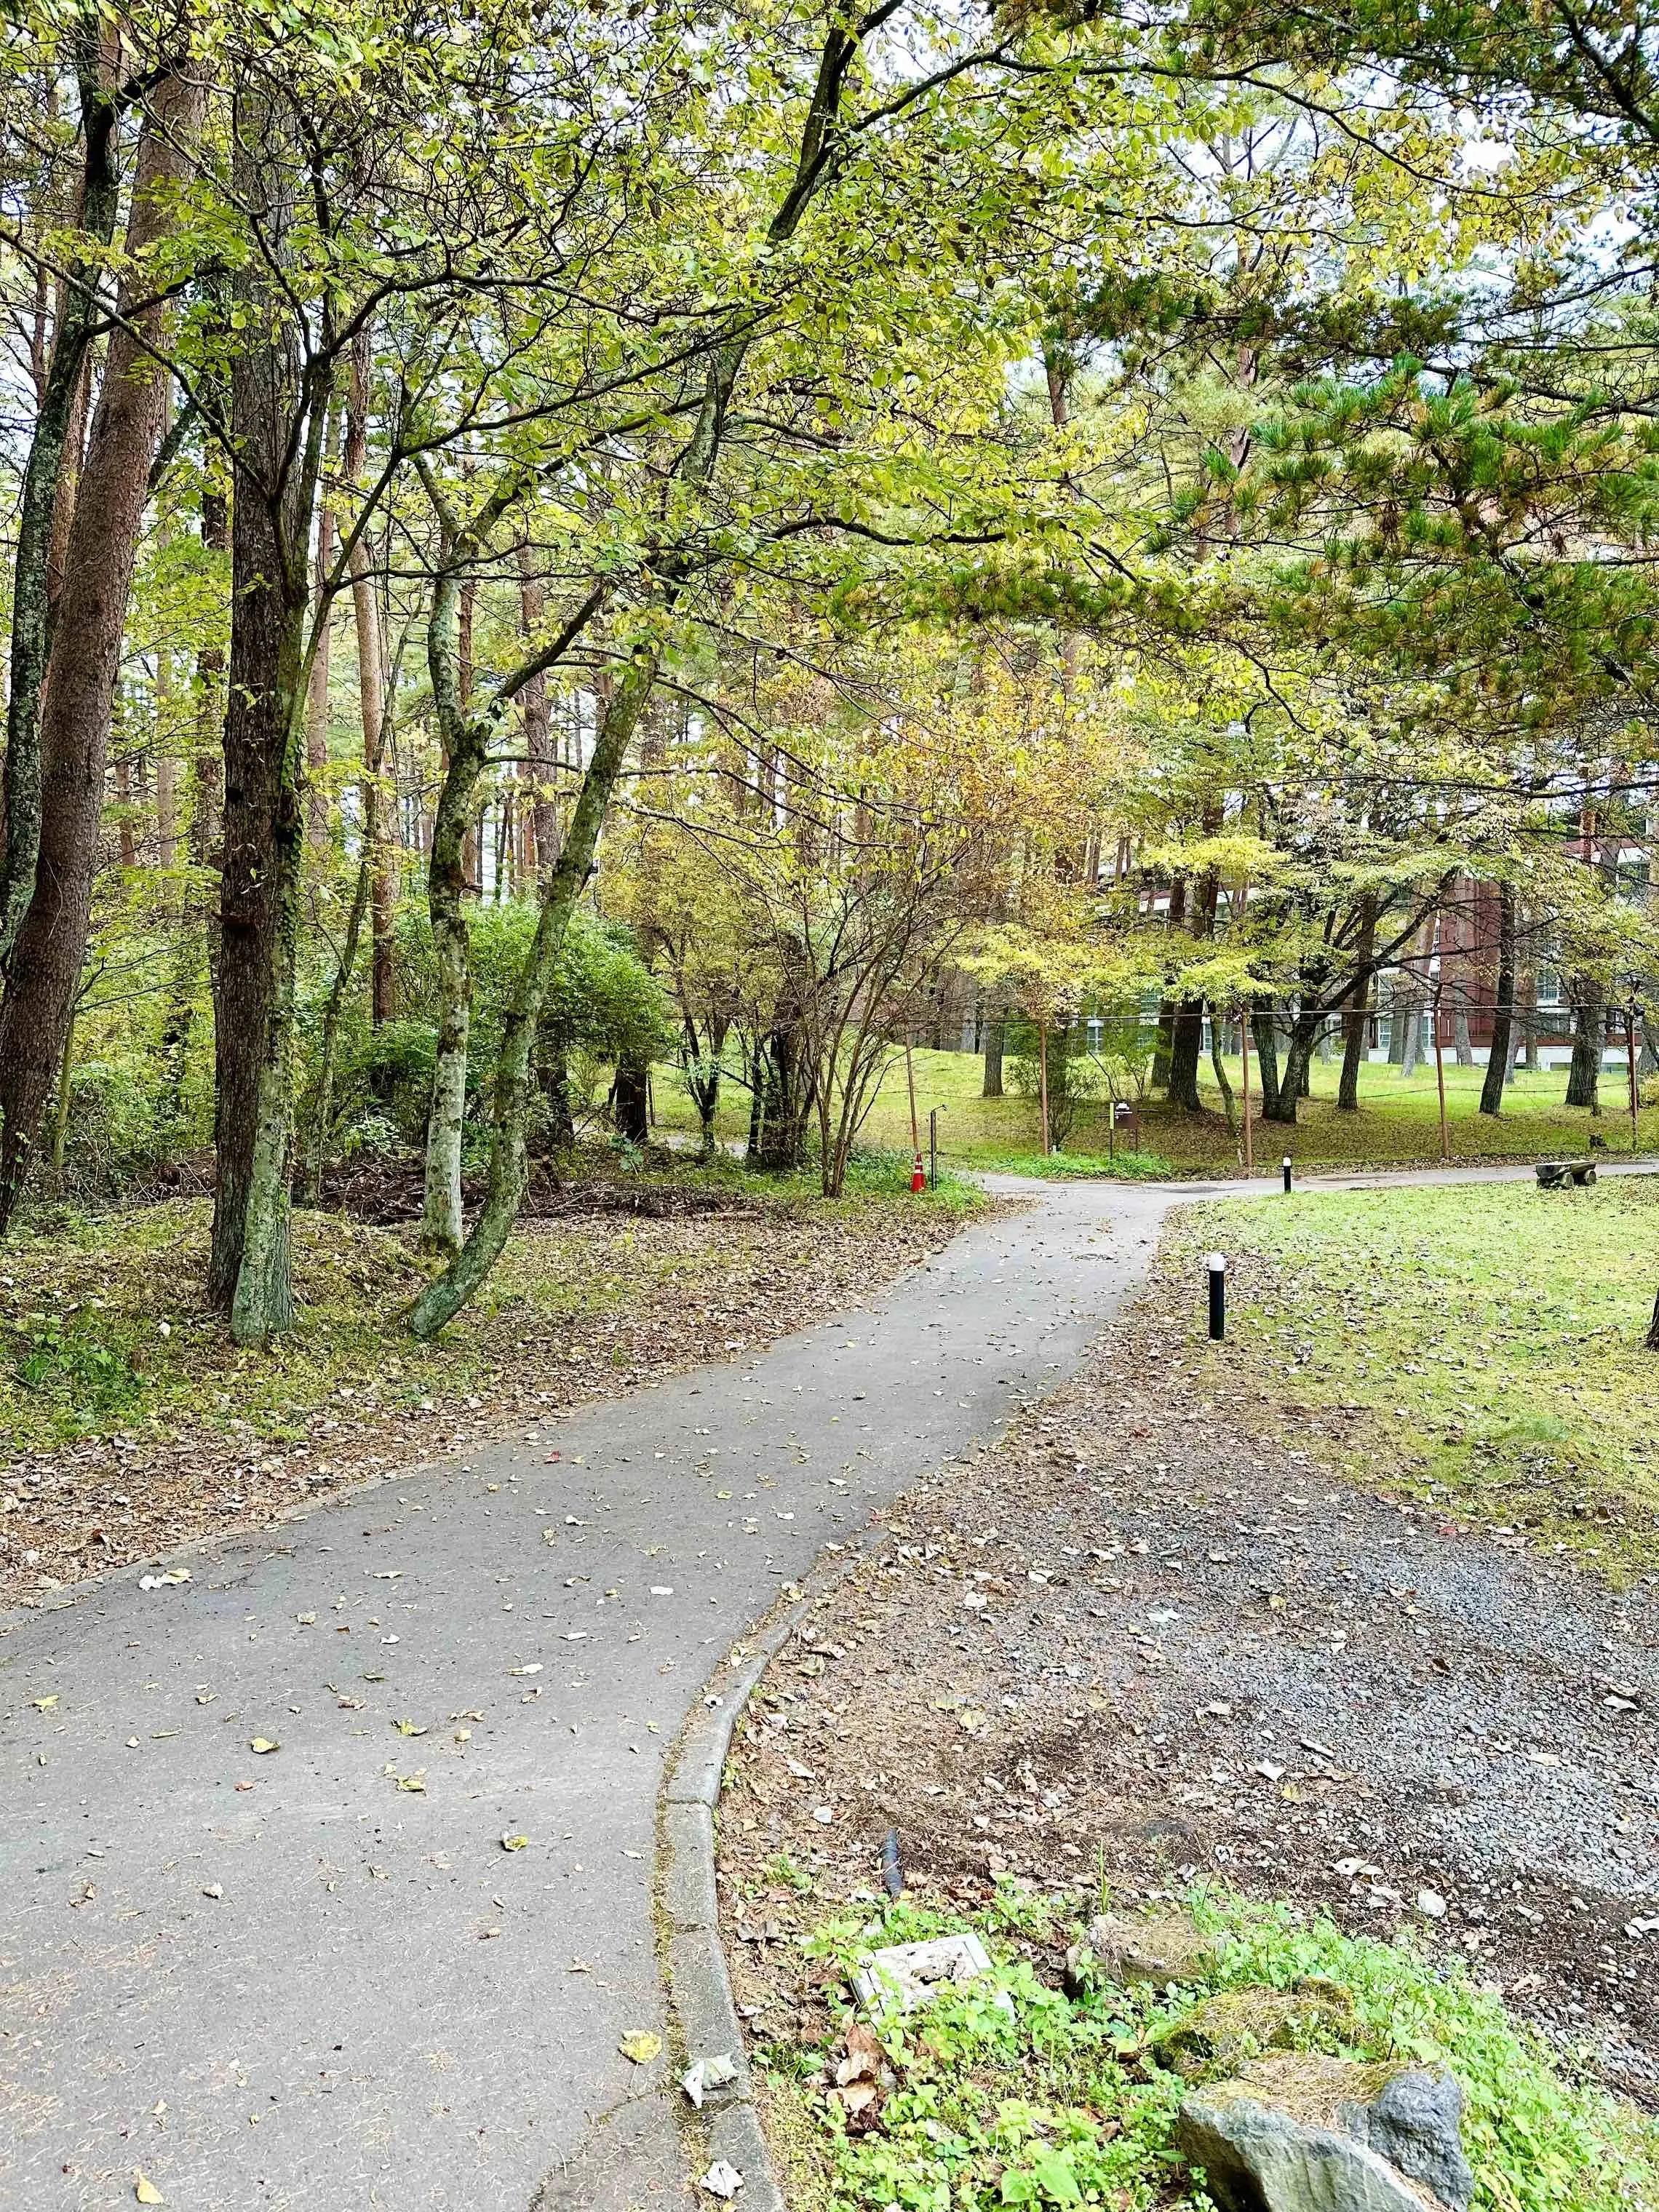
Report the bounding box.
[3,1159,1651,2211]
[1,1178,1184,2211]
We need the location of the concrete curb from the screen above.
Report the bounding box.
[656,1601,808,2212]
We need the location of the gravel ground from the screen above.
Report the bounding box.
[717,1283,1659,2112]
[0,1201,966,1611]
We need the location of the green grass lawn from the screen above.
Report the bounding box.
[1169,1178,1659,1581]
[651,1044,1658,1180]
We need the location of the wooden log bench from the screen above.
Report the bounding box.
[1536,1159,1597,1189]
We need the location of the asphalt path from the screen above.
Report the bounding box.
[4,1158,1652,2211]
[0,1175,1183,2212]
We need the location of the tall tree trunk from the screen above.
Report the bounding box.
[301,847,370,1204]
[1387,971,1409,1063]
[345,327,395,1024]
[982,1003,1004,1097]
[155,642,180,871]
[1337,978,1370,1110]
[519,543,557,882]
[418,584,490,1255]
[612,1054,649,1144]
[1208,1005,1236,1129]
[305,485,335,848]
[1151,878,1187,1094]
[210,90,330,1340]
[409,649,658,1337]
[1168,1000,1204,1110]
[1337,897,1377,1112]
[0,73,202,1230]
[1266,1008,1322,1126]
[0,21,124,958]
[1566,979,1604,1113]
[1479,880,1516,1117]
[1169,853,1219,1114]
[1250,1006,1282,1119]
[747,1045,765,1158]
[415,463,562,1252]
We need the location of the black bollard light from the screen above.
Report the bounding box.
[1282,1154,1293,1194]
[1208,1251,1227,1340]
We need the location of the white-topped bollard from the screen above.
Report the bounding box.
[1208,1251,1227,1340]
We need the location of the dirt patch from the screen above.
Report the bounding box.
[715,1300,1659,2111]
[0,1198,965,1612]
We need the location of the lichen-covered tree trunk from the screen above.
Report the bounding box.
[1268,1009,1325,1126]
[0,72,202,1228]
[420,701,488,1251]
[409,651,659,1338]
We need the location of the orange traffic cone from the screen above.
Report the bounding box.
[911,1153,926,1193]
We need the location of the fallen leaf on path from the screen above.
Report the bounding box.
[699,2161,744,2199]
[249,1738,279,1755]
[135,2178,164,2205]
[618,2029,662,2064]
[501,1833,530,1851]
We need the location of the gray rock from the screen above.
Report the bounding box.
[1347,2069,1473,2212]
[1063,1909,1218,1997]
[1176,2056,1471,2212]
[1178,2093,1436,2212]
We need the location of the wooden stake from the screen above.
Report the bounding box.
[905,1035,920,1158]
[1240,1007,1254,1177]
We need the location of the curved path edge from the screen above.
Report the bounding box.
[664,1154,1659,2212]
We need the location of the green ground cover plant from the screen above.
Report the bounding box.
[1168,1179,1659,1580]
[764,1885,1658,2212]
